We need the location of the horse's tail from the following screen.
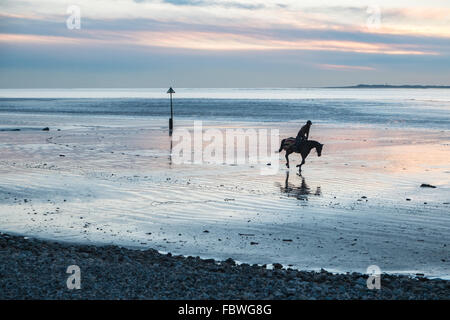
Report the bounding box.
[278,139,286,153]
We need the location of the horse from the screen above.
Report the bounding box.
[278,137,324,173]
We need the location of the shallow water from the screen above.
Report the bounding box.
[0,89,449,278]
[1,88,450,129]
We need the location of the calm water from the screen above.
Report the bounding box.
[1,88,449,277]
[0,88,449,129]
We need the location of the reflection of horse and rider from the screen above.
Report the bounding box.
[276,171,322,201]
[278,120,324,173]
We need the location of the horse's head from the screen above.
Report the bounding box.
[316,143,324,157]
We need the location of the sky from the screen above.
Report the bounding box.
[0,0,450,88]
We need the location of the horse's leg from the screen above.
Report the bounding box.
[278,139,285,153]
[285,151,292,168]
[298,156,305,174]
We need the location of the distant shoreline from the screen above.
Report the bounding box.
[1,85,450,90]
[326,84,450,89]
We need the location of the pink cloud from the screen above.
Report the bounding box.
[0,31,439,56]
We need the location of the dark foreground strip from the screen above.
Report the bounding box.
[1,233,449,300]
[0,300,447,318]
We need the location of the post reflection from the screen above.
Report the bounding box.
[169,136,173,166]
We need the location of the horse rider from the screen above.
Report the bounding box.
[295,120,312,150]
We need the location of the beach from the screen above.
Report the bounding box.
[0,88,449,298]
[1,232,449,300]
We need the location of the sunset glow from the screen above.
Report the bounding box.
[1,0,449,87]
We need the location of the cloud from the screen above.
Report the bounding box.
[0,29,440,56]
[1,0,449,87]
[161,0,265,9]
[1,0,448,59]
[317,64,376,71]
[2,1,450,38]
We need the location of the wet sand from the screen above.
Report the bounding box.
[0,114,449,279]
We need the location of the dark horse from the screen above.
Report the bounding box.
[278,137,324,173]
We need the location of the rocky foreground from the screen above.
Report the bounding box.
[0,233,448,300]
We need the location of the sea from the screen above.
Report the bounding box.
[0,88,449,129]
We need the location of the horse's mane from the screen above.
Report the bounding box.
[306,140,321,147]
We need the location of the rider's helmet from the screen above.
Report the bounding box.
[306,120,312,126]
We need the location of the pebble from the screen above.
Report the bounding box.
[0,233,448,300]
[420,184,436,188]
